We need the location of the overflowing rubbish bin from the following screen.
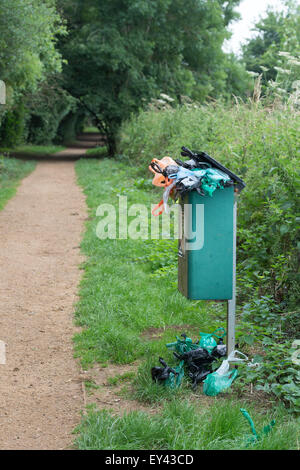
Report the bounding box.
[149,146,245,356]
[149,146,247,391]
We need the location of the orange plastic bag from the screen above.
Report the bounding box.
[149,157,177,187]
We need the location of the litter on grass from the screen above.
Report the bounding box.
[152,329,235,390]
[203,350,248,396]
[151,357,184,389]
[152,328,253,393]
[240,408,276,446]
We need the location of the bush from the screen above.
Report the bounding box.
[0,102,26,148]
[25,80,77,145]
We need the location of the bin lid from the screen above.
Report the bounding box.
[181,147,246,193]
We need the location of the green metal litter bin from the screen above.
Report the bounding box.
[178,185,234,300]
[177,152,245,306]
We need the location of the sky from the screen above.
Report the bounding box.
[223,0,288,55]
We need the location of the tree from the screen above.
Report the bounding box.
[242,0,300,91]
[0,0,66,95]
[0,0,67,144]
[58,0,242,155]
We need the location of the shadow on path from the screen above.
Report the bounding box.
[8,133,106,161]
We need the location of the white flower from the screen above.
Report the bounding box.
[287,59,300,67]
[160,93,175,102]
[274,66,291,74]
[247,71,259,77]
[259,66,269,72]
[292,80,300,89]
[278,51,292,57]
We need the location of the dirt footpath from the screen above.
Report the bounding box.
[0,160,86,450]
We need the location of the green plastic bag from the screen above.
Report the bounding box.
[203,362,238,396]
[166,334,199,355]
[199,327,226,354]
[165,361,185,389]
[240,408,276,446]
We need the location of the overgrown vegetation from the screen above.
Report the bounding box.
[117,96,300,413]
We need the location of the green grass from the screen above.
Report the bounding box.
[85,146,108,157]
[0,156,36,210]
[75,399,299,450]
[74,156,299,450]
[83,126,101,133]
[0,144,65,155]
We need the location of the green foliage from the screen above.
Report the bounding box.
[0,145,65,156]
[119,101,300,310]
[25,79,77,145]
[0,102,26,148]
[0,0,66,94]
[56,110,85,145]
[242,1,300,92]
[58,0,244,154]
[236,339,300,414]
[0,0,69,146]
[223,53,253,99]
[234,294,300,413]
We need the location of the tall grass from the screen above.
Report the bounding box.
[75,399,299,450]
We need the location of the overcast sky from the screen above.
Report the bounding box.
[223,0,288,55]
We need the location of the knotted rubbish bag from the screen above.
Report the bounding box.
[203,365,238,396]
[166,333,199,355]
[173,344,227,389]
[151,357,184,389]
[203,350,247,396]
[199,327,226,354]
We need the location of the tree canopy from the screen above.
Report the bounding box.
[242,0,300,91]
[0,0,66,97]
[1,0,298,151]
[58,0,243,154]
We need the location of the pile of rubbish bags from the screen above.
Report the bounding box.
[149,146,234,216]
[151,328,248,395]
[151,330,276,444]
